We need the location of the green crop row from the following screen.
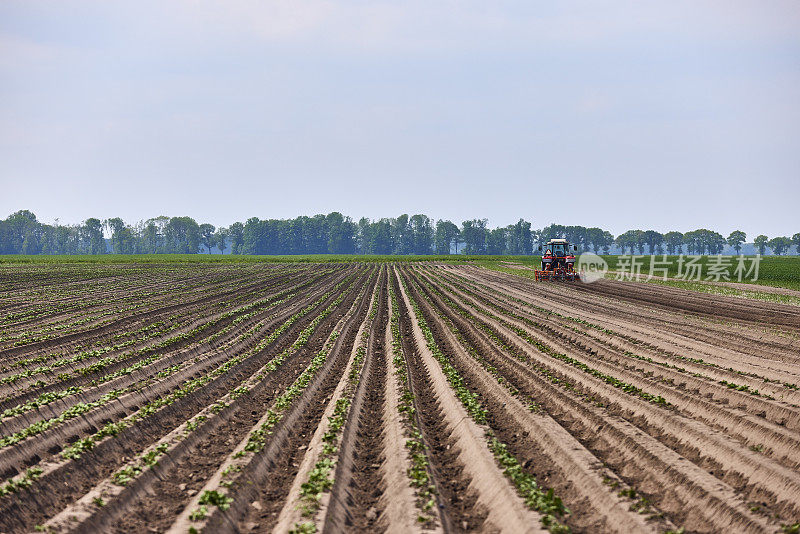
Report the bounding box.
[293,275,382,529]
[400,271,571,532]
[99,272,365,505]
[388,282,438,524]
[51,274,358,467]
[401,278,487,424]
[413,273,538,413]
[0,389,126,449]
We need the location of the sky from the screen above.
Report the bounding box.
[1,1,798,238]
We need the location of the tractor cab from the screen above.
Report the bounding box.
[549,241,570,257]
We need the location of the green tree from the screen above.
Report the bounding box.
[2,210,40,253]
[707,230,726,254]
[165,217,201,253]
[214,227,229,254]
[506,219,533,255]
[683,230,700,254]
[487,227,507,254]
[726,230,747,255]
[21,233,39,254]
[368,219,394,254]
[391,215,413,254]
[434,220,460,255]
[82,218,106,254]
[615,230,639,254]
[140,221,160,253]
[105,218,135,254]
[664,231,683,255]
[325,212,356,254]
[199,224,216,254]
[410,214,434,254]
[642,230,664,254]
[461,219,488,254]
[754,235,769,255]
[767,236,791,255]
[540,224,566,244]
[530,229,542,251]
[357,217,371,254]
[228,222,244,254]
[683,229,725,254]
[585,227,605,253]
[55,224,78,254]
[792,233,800,255]
[564,226,589,250]
[599,230,614,254]
[632,230,645,254]
[241,218,263,254]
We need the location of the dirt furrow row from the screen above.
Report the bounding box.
[451,267,800,384]
[165,269,377,534]
[430,268,795,530]
[429,269,800,467]
[395,268,550,533]
[453,266,799,361]
[0,267,366,533]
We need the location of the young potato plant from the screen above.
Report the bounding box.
[388,285,438,523]
[404,274,571,533]
[294,282,380,526]
[415,275,540,413]
[401,278,487,424]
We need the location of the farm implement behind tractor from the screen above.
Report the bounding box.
[534,239,580,281]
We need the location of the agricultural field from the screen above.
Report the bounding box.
[0,262,799,533]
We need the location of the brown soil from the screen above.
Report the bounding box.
[2,263,799,534]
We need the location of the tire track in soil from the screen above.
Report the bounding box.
[3,263,799,533]
[436,268,800,477]
[0,267,314,401]
[0,267,314,377]
[0,268,307,361]
[451,267,800,386]
[376,278,441,533]
[575,278,800,330]
[458,266,800,360]
[392,269,472,533]
[0,269,326,437]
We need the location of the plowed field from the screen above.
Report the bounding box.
[1,262,799,533]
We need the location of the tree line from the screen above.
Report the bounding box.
[1,210,798,256]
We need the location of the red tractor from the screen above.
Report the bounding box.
[534,239,579,281]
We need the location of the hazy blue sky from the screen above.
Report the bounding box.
[1,1,798,238]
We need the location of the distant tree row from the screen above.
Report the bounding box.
[241,214,534,255]
[0,211,215,255]
[611,228,799,256]
[1,210,798,256]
